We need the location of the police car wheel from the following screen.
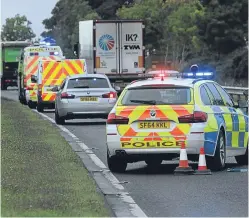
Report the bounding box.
[235,146,248,165]
[107,151,127,173]
[55,109,65,125]
[206,130,226,171]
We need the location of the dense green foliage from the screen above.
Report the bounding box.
[42,0,248,85]
[1,14,36,41]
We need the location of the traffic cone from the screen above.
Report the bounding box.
[174,143,194,175]
[194,147,212,175]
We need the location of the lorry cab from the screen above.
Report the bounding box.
[1,41,31,90]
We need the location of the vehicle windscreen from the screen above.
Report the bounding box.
[3,62,19,72]
[121,86,192,105]
[67,77,109,89]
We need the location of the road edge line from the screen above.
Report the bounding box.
[32,110,147,218]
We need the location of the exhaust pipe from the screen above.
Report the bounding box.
[115,150,126,156]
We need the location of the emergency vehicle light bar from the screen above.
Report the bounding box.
[182,64,215,80]
[182,71,214,79]
[39,37,56,46]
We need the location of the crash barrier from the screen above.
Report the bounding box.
[223,86,248,114]
[223,86,248,102]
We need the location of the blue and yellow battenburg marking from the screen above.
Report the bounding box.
[194,81,248,155]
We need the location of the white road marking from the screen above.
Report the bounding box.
[32,110,147,217]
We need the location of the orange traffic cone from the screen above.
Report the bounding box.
[194,147,212,175]
[174,143,194,175]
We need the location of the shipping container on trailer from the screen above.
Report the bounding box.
[75,20,152,92]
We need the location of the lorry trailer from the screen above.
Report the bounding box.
[74,20,153,92]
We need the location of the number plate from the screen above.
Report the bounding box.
[138,121,170,129]
[80,97,98,102]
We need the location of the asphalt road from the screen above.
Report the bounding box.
[2,89,248,217]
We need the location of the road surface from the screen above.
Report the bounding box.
[2,89,248,217]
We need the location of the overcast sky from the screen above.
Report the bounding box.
[1,0,58,37]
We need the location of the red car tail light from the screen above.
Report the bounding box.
[107,113,129,124]
[178,111,208,123]
[61,92,75,99]
[102,91,117,99]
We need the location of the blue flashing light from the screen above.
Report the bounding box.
[40,37,56,46]
[182,64,215,80]
[182,71,214,80]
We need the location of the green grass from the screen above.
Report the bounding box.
[1,98,110,217]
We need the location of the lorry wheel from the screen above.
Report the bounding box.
[107,150,127,173]
[55,109,65,125]
[28,101,37,109]
[235,146,248,165]
[206,130,226,171]
[37,103,44,112]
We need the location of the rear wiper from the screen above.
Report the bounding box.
[73,86,89,88]
[130,99,156,105]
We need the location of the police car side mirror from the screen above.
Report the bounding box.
[31,75,37,83]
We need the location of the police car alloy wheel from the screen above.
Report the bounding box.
[107,150,127,173]
[206,130,226,171]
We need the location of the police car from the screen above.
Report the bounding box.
[106,66,248,172]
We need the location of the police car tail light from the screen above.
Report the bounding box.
[107,113,129,124]
[178,111,207,123]
[102,91,117,99]
[61,92,75,99]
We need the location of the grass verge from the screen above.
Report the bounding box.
[1,98,110,217]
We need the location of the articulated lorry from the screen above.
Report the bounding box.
[74,20,152,92]
[1,41,31,90]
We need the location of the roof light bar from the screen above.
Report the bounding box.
[39,37,57,46]
[182,64,215,80]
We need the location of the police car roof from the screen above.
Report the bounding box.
[126,77,211,89]
[68,73,108,79]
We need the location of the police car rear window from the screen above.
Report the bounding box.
[121,86,192,105]
[67,77,109,89]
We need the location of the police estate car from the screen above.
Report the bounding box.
[106,68,248,172]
